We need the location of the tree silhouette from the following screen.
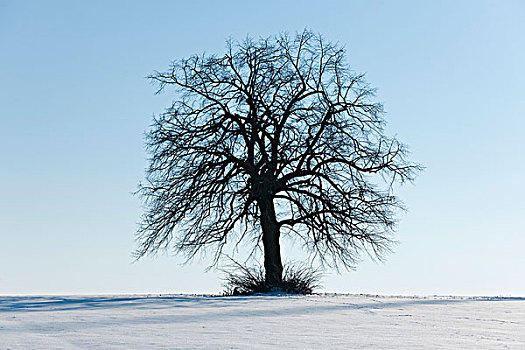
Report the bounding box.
[136,30,420,287]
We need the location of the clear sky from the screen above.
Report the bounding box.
[1,0,524,296]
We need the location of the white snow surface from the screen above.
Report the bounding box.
[1,294,524,349]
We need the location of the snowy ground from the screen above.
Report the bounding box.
[1,294,524,349]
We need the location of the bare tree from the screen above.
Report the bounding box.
[136,30,420,287]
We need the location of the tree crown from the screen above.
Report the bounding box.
[136,30,421,269]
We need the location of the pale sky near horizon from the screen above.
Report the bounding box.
[1,0,524,296]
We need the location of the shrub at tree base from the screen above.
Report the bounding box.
[223,264,321,296]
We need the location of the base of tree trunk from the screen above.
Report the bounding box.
[223,264,321,296]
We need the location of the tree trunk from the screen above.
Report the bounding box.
[257,194,283,287]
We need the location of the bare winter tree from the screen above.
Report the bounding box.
[136,30,420,287]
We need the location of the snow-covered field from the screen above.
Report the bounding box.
[1,294,524,349]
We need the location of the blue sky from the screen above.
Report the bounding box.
[1,0,524,295]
